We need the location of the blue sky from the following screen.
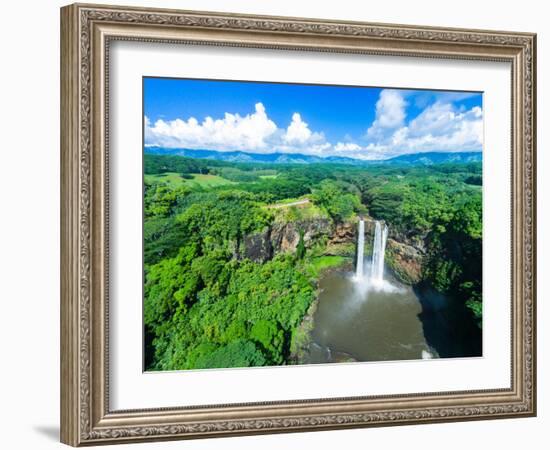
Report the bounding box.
[144,77,483,160]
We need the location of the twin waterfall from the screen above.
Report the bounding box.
[355,219,388,287]
[370,221,388,284]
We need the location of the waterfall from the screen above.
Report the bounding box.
[370,221,388,285]
[355,219,365,280]
[354,218,397,293]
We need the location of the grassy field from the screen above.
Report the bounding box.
[306,256,347,278]
[267,196,309,206]
[191,174,236,187]
[145,172,187,188]
[145,172,235,189]
[265,197,328,223]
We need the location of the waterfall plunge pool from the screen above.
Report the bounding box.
[303,219,438,364]
[305,267,438,364]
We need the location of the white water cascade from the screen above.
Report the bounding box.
[355,219,393,292]
[355,219,365,280]
[370,221,388,286]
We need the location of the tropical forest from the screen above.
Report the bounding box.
[143,151,482,371]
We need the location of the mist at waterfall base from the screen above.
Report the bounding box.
[306,219,438,364]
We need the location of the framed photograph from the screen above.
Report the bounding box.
[60,3,537,446]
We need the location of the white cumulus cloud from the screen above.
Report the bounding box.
[146,103,333,156]
[366,89,407,140]
[362,100,483,159]
[145,102,277,152]
[334,142,362,152]
[145,92,483,160]
[277,113,329,154]
[283,113,312,144]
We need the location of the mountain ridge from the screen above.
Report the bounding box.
[144,146,482,166]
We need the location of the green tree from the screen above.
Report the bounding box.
[295,229,306,260]
[193,340,267,369]
[312,180,360,222]
[250,320,285,364]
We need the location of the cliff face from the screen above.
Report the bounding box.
[241,231,273,263]
[242,218,332,263]
[328,222,355,245]
[361,217,424,285]
[271,218,332,253]
[386,239,423,284]
[241,215,424,286]
[387,228,427,253]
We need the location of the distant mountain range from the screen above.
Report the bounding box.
[382,151,482,166]
[144,147,482,166]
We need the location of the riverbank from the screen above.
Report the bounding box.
[289,256,353,364]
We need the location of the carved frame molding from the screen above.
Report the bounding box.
[60,3,536,446]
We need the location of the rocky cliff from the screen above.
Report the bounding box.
[385,239,423,284]
[241,215,424,285]
[361,217,424,285]
[242,218,332,263]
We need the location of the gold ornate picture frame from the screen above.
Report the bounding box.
[60,3,536,446]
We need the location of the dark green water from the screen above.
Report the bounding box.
[305,269,438,364]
